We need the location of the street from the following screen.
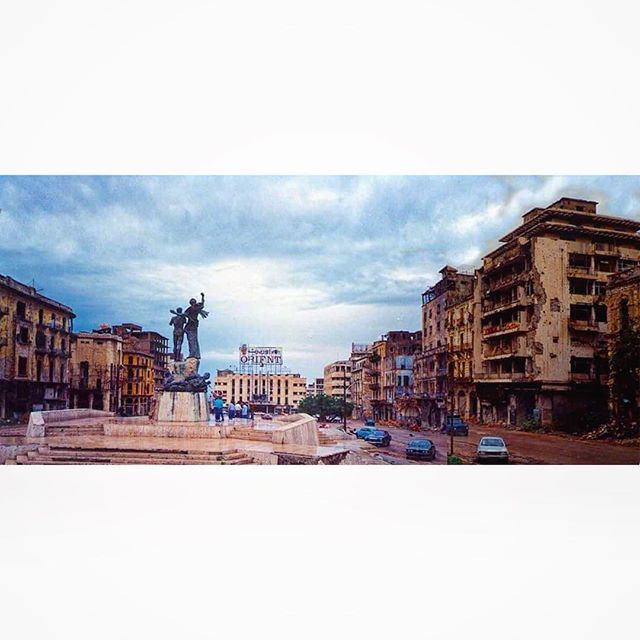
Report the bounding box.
[345,419,640,465]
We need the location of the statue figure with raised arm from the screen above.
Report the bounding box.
[182,292,209,360]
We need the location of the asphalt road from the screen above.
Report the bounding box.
[346,419,639,465]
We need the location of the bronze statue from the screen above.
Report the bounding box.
[169,306,187,361]
[170,292,209,361]
[184,292,208,359]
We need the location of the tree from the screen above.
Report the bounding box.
[298,393,353,421]
[610,319,640,428]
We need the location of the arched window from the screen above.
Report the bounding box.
[620,298,630,330]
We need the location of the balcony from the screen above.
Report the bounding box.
[449,341,472,353]
[482,322,525,339]
[482,337,527,360]
[482,294,533,318]
[475,371,528,382]
[569,319,599,332]
[482,271,527,295]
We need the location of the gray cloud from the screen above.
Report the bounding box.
[1,175,638,377]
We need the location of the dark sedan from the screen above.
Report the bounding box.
[405,438,437,461]
[364,429,392,447]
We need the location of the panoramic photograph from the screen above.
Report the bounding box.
[1,175,638,465]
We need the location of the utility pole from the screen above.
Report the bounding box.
[342,366,347,432]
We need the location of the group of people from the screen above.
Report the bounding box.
[211,394,251,423]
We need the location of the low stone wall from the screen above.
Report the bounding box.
[105,420,231,439]
[26,408,114,437]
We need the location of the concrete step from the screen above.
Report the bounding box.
[16,451,254,465]
[16,443,255,465]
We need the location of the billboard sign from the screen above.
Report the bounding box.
[239,344,283,366]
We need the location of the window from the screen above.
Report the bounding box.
[18,326,29,344]
[18,357,28,376]
[38,309,44,324]
[619,258,636,271]
[594,305,607,323]
[620,299,630,329]
[594,281,607,296]
[570,304,591,322]
[571,357,592,375]
[569,253,590,269]
[595,257,616,273]
[569,278,592,295]
[16,301,26,319]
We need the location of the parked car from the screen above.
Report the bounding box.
[406,438,437,461]
[364,429,392,447]
[364,418,376,427]
[355,426,378,439]
[443,414,469,436]
[476,436,509,463]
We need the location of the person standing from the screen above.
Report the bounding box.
[241,402,249,421]
[228,398,236,421]
[235,400,242,421]
[213,394,224,423]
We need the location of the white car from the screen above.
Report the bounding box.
[476,436,509,463]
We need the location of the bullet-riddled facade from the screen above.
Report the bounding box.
[0,275,75,417]
[605,265,640,423]
[70,331,123,412]
[474,197,640,428]
[415,266,474,427]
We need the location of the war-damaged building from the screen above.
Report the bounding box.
[445,290,477,420]
[605,265,640,424]
[474,197,640,428]
[70,331,123,412]
[415,266,475,427]
[0,274,75,418]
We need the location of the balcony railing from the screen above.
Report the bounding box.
[482,322,523,338]
[475,371,528,381]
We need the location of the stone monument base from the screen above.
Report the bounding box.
[157,391,209,423]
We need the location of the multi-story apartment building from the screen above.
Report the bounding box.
[323,360,352,401]
[381,331,422,421]
[416,266,474,427]
[213,370,308,411]
[306,377,324,396]
[474,197,640,428]
[0,274,75,417]
[446,289,477,420]
[367,339,386,420]
[120,349,155,416]
[112,323,168,391]
[70,331,123,412]
[349,343,372,418]
[606,265,640,423]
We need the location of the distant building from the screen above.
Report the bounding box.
[474,197,640,428]
[379,331,421,421]
[213,369,307,412]
[70,331,123,412]
[445,286,477,420]
[323,360,351,401]
[307,377,324,396]
[415,266,474,428]
[111,323,168,391]
[0,274,75,417]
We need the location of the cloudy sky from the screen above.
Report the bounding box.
[1,176,639,379]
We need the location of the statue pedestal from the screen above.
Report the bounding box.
[157,391,209,423]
